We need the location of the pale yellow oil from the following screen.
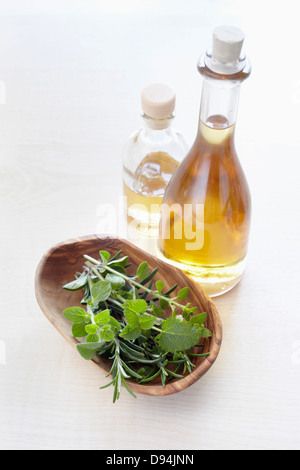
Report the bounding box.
[158,118,251,297]
[124,151,179,236]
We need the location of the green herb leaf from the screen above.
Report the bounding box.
[137,262,150,280]
[62,273,88,291]
[199,328,212,338]
[119,325,142,341]
[177,287,190,301]
[182,304,198,321]
[151,304,165,317]
[123,299,148,315]
[138,314,156,330]
[85,324,99,334]
[86,333,100,343]
[156,280,164,294]
[99,325,115,342]
[156,317,200,353]
[159,298,169,310]
[76,341,105,360]
[63,307,87,324]
[72,322,88,338]
[99,250,110,263]
[190,312,207,326]
[108,256,129,268]
[105,273,126,290]
[109,316,122,333]
[91,281,112,304]
[94,309,111,325]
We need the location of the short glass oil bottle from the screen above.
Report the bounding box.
[123,83,188,238]
[158,26,252,296]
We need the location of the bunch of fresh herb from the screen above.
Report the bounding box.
[62,250,212,402]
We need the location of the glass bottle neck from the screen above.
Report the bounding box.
[197,51,251,134]
[142,113,174,131]
[141,114,175,145]
[199,79,241,131]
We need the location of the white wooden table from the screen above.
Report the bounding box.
[1,0,299,450]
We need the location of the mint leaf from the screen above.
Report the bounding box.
[76,341,105,360]
[177,287,190,301]
[124,299,148,315]
[139,314,156,331]
[156,317,200,353]
[123,299,149,330]
[63,307,87,324]
[137,262,150,280]
[91,281,111,304]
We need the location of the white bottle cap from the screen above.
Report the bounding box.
[141,83,176,120]
[213,25,245,64]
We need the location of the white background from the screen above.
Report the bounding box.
[0,0,300,450]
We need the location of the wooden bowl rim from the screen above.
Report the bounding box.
[35,234,223,397]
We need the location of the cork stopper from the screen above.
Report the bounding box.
[141,83,176,120]
[213,25,245,64]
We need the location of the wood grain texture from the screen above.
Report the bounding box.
[35,235,222,396]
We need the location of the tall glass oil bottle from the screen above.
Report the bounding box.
[158,26,252,296]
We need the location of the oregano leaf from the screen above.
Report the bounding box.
[190,312,207,326]
[86,333,100,343]
[94,309,111,326]
[137,262,150,280]
[105,273,125,290]
[177,287,190,301]
[99,325,115,342]
[91,281,111,304]
[63,307,87,324]
[76,341,105,360]
[99,250,110,263]
[63,273,88,291]
[85,324,99,334]
[156,280,164,294]
[159,298,169,310]
[199,328,212,338]
[72,322,88,338]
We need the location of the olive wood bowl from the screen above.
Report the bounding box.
[35,235,222,397]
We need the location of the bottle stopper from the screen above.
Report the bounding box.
[141,83,176,120]
[212,25,245,64]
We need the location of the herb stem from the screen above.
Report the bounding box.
[84,254,185,311]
